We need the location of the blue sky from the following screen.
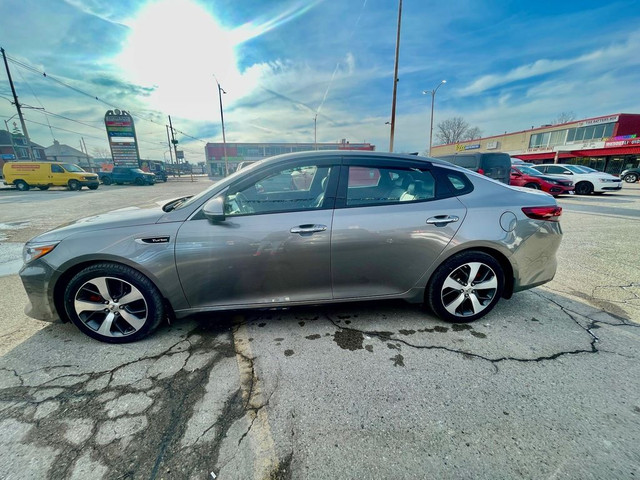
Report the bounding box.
[1,0,640,160]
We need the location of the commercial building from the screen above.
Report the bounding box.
[431,113,640,174]
[204,140,375,176]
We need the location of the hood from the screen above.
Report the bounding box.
[30,206,167,243]
[537,174,572,184]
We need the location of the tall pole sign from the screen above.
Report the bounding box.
[104,110,140,166]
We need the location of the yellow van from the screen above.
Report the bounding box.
[2,162,99,191]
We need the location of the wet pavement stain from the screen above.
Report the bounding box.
[298,321,305,327]
[387,343,399,350]
[345,320,351,325]
[398,329,416,336]
[452,324,473,332]
[274,338,284,342]
[284,350,294,357]
[471,331,487,339]
[258,323,267,327]
[305,334,321,340]
[390,354,405,367]
[420,326,449,333]
[333,329,364,351]
[365,345,374,353]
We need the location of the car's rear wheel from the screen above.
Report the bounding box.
[102,177,112,185]
[15,180,29,191]
[68,180,81,191]
[64,263,165,343]
[523,182,540,190]
[135,177,144,186]
[427,251,504,323]
[575,181,593,195]
[623,173,638,183]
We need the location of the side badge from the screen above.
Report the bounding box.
[135,236,170,244]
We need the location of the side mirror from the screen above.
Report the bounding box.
[203,194,226,222]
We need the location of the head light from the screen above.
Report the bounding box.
[23,242,59,264]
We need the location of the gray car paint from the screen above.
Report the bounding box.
[19,151,562,323]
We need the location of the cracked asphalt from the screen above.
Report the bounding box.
[0,181,639,479]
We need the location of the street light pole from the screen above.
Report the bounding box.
[314,113,318,150]
[214,75,228,176]
[388,0,403,153]
[423,80,446,156]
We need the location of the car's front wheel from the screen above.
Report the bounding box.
[68,179,81,191]
[623,173,638,183]
[134,177,144,186]
[102,177,112,185]
[64,263,165,343]
[523,182,540,190]
[427,251,504,323]
[575,181,594,195]
[15,180,29,191]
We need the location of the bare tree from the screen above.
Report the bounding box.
[464,126,482,141]
[435,117,482,144]
[552,111,576,125]
[92,146,112,159]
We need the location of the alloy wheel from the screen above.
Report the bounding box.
[440,262,498,317]
[73,276,148,338]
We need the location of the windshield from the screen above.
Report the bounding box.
[519,166,542,176]
[62,164,85,173]
[564,165,589,173]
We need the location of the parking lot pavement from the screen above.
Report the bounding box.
[0,181,638,479]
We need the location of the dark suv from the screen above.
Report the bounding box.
[99,167,155,186]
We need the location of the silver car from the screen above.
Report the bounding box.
[20,151,563,343]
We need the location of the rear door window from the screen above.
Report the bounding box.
[345,166,436,206]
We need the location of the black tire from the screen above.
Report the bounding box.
[68,180,81,191]
[623,173,638,183]
[64,263,165,343]
[38,186,50,191]
[116,182,124,185]
[523,182,540,190]
[575,181,593,195]
[102,177,112,185]
[88,185,99,190]
[426,251,504,323]
[134,177,144,186]
[15,180,29,191]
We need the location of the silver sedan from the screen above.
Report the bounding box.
[20,151,563,342]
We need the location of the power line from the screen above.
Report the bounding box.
[4,51,210,144]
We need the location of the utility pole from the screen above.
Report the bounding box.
[165,125,175,171]
[2,47,34,160]
[81,137,91,170]
[214,75,228,176]
[388,0,402,153]
[168,115,180,177]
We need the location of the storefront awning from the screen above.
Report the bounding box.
[570,146,640,157]
[512,152,573,161]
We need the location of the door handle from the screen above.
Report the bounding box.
[426,215,459,225]
[290,224,327,234]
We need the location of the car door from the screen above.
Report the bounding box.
[510,167,526,186]
[331,158,467,299]
[49,163,66,186]
[174,157,340,309]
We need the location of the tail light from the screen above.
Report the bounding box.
[477,168,485,175]
[522,206,562,221]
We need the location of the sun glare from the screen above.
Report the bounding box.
[114,0,322,121]
[116,0,246,120]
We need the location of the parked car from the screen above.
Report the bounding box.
[510,165,574,196]
[620,167,640,183]
[3,161,99,191]
[531,164,622,195]
[434,153,511,184]
[19,151,563,343]
[510,158,528,165]
[99,166,155,186]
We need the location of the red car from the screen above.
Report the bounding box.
[510,165,574,196]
